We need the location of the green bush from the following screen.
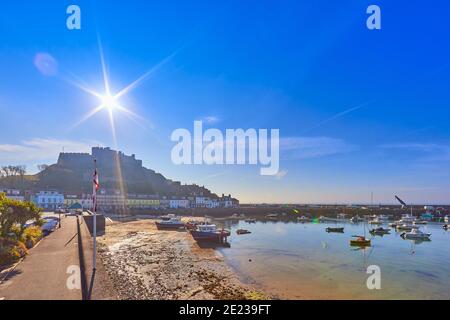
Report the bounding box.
[21,226,43,249]
[0,237,28,267]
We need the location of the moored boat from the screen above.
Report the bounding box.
[401,228,431,240]
[369,227,391,235]
[326,227,344,233]
[155,217,185,230]
[190,224,230,243]
[236,229,251,235]
[350,236,371,247]
[245,218,256,223]
[396,223,419,231]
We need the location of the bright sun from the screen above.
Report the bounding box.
[102,94,117,110]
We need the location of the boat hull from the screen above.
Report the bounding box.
[190,230,229,243]
[326,227,344,233]
[350,240,371,247]
[155,222,185,230]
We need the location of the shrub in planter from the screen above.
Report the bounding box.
[0,237,28,267]
[21,226,43,249]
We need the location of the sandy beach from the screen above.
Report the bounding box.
[97,218,266,300]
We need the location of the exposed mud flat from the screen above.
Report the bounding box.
[98,219,265,300]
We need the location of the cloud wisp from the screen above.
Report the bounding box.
[280,137,357,160]
[0,138,99,164]
[199,116,220,124]
[302,100,373,134]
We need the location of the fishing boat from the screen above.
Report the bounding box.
[236,229,251,235]
[369,227,391,235]
[190,224,230,243]
[350,236,371,247]
[326,227,344,233]
[401,228,431,240]
[155,216,185,230]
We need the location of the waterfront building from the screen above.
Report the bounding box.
[0,188,25,201]
[32,190,64,210]
[96,189,126,211]
[127,194,160,209]
[195,196,209,207]
[169,199,190,209]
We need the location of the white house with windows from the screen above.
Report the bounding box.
[195,196,209,207]
[169,199,190,209]
[32,191,64,210]
[1,188,25,201]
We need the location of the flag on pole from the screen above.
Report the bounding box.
[93,160,100,211]
[93,161,100,192]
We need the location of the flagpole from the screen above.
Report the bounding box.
[93,159,97,272]
[88,159,98,300]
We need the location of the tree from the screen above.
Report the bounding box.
[0,193,42,238]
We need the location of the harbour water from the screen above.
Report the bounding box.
[217,220,450,299]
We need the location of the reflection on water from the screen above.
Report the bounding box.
[216,220,450,299]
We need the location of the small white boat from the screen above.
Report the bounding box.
[401,228,431,240]
[155,217,185,229]
[445,216,449,223]
[397,214,416,225]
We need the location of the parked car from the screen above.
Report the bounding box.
[41,219,58,236]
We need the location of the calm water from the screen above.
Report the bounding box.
[216,220,450,299]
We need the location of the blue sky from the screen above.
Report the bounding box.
[1,0,450,204]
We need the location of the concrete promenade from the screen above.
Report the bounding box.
[0,216,82,300]
[0,214,117,300]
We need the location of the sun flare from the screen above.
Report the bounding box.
[101,94,117,110]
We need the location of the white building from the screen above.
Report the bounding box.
[1,188,25,201]
[32,191,64,210]
[205,199,220,208]
[169,199,190,209]
[220,194,234,208]
[195,196,209,208]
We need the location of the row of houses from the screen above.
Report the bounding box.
[1,188,239,211]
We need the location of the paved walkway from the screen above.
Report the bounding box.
[0,216,82,300]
